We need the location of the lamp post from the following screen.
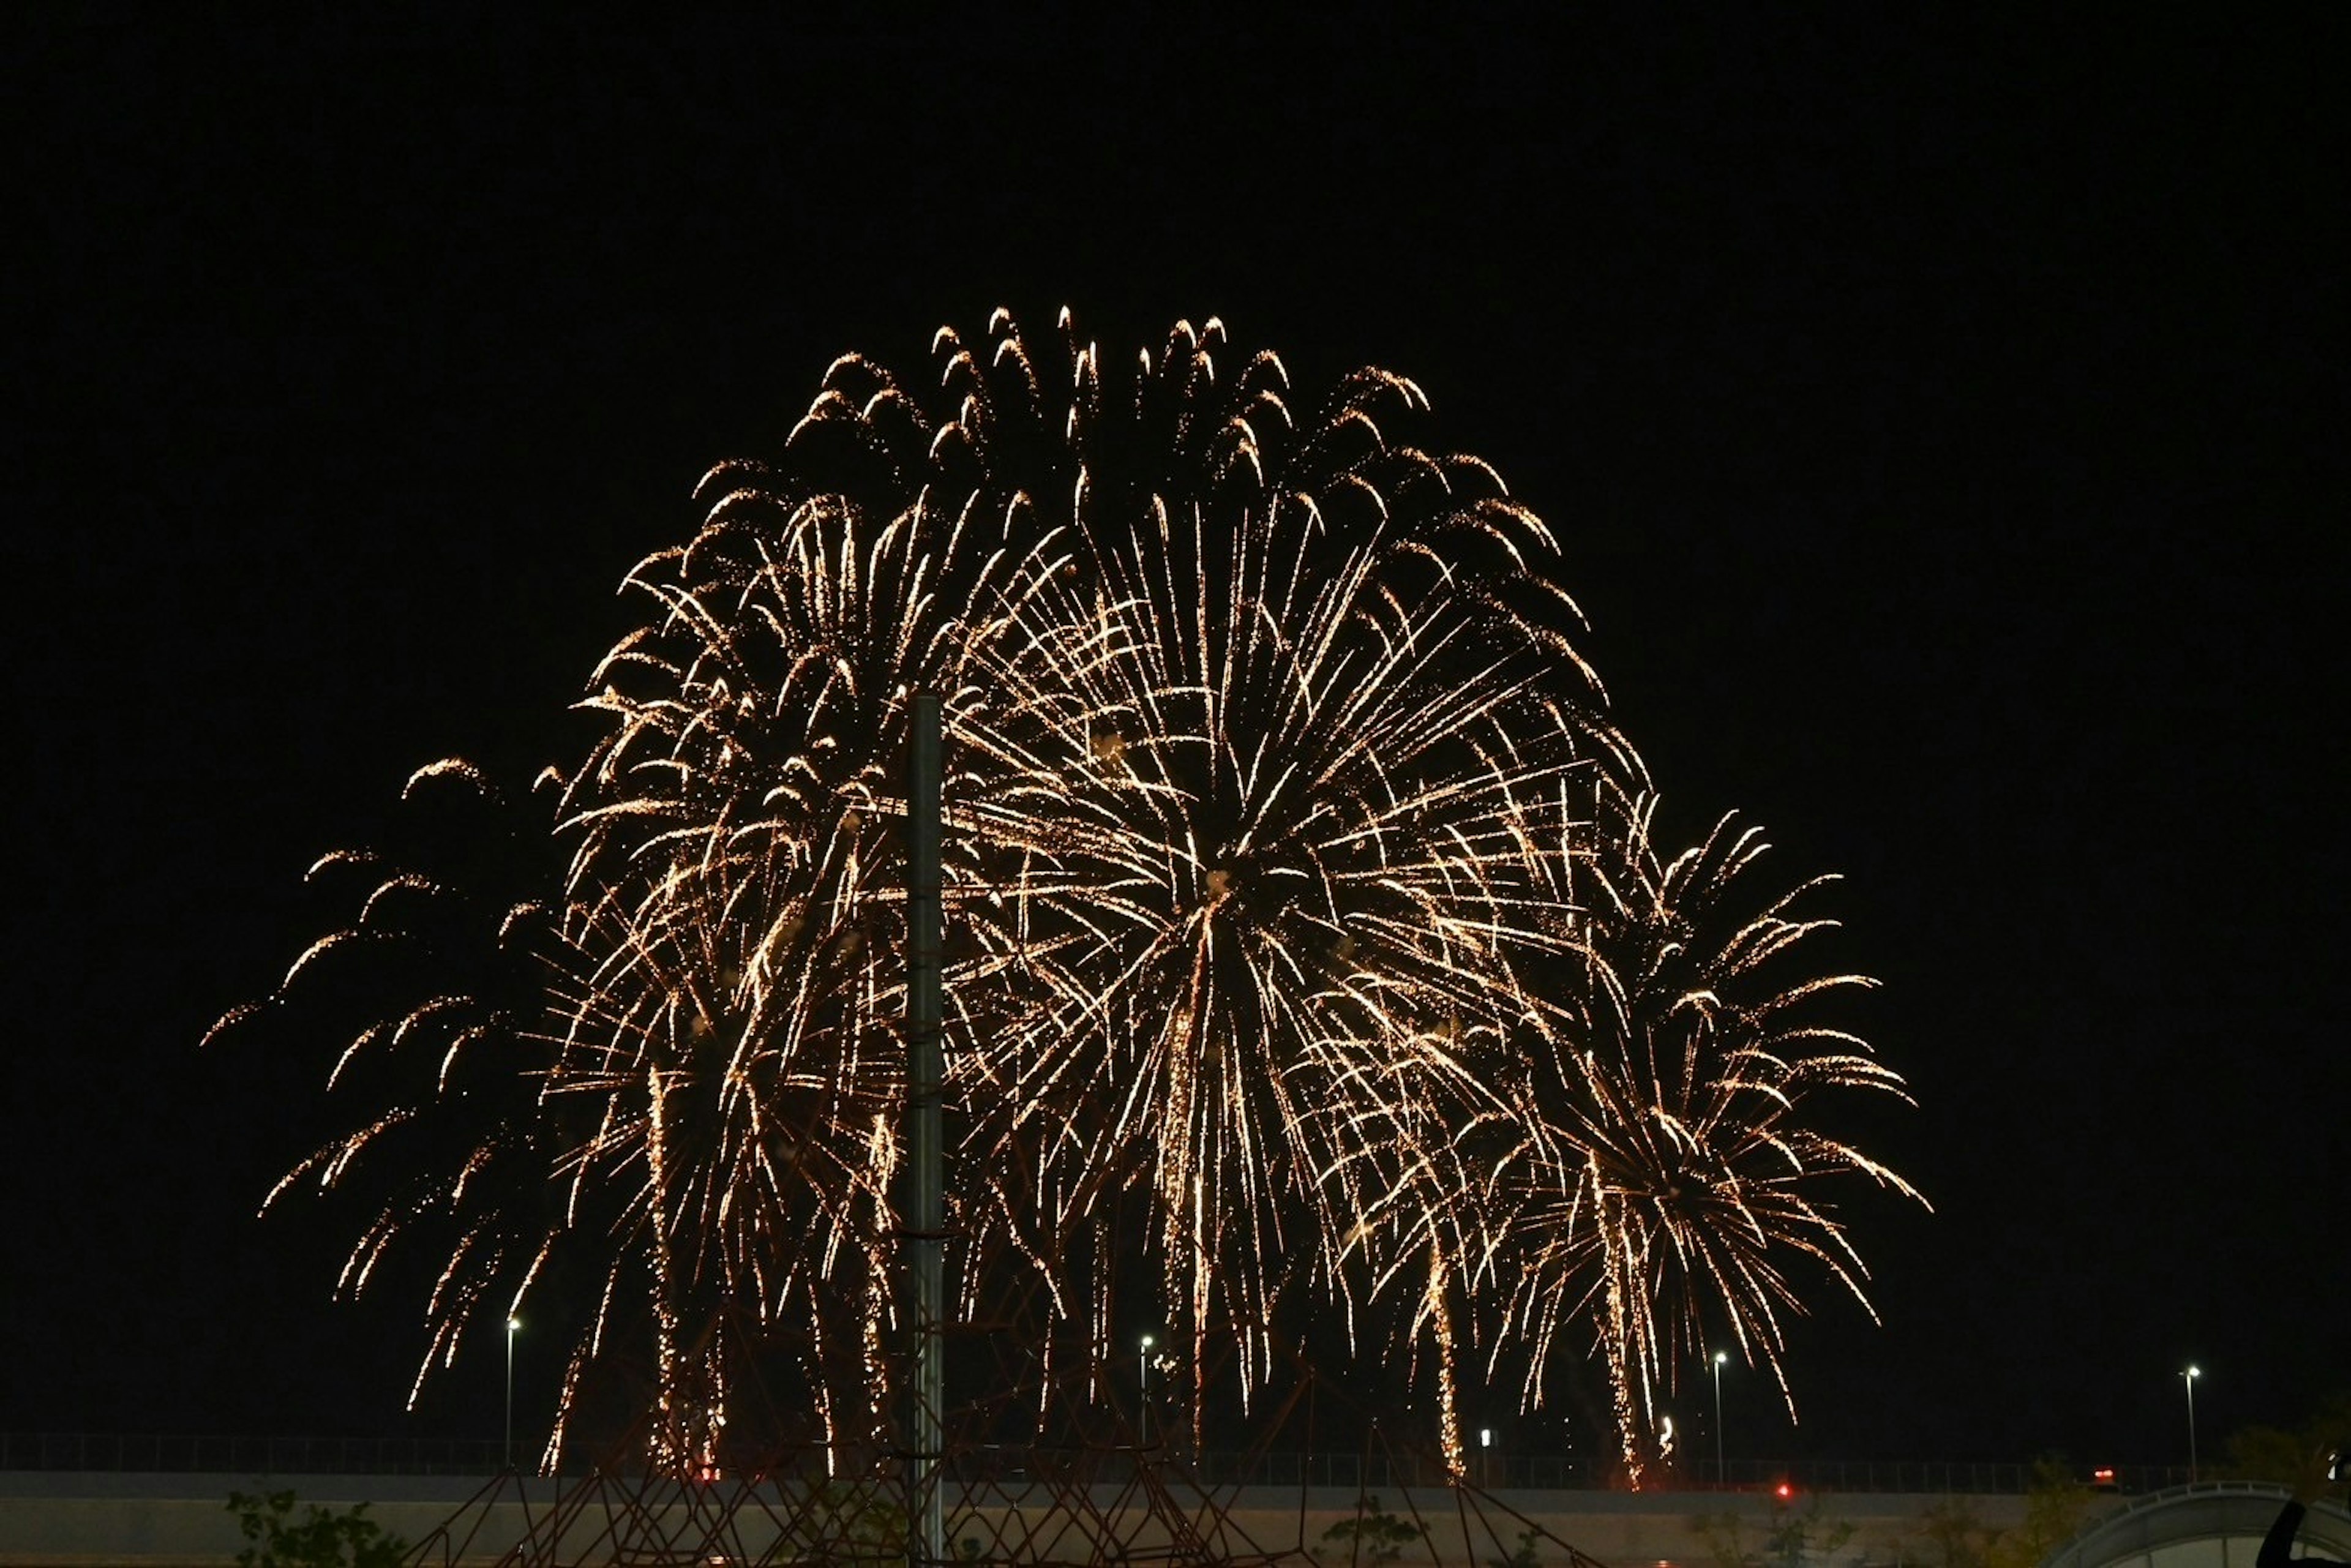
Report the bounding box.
[1139,1335,1155,1444]
[2183,1365,2200,1482]
[505,1316,520,1471]
[1712,1351,1728,1485]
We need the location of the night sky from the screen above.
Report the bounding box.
[8,13,2344,1471]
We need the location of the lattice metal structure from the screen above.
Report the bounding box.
[407,1356,1609,1568]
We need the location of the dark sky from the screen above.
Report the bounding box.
[7,13,2344,1471]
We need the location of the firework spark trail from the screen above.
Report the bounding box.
[210,308,1919,1479]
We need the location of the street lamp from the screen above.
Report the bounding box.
[2183,1365,2200,1482]
[1139,1335,1155,1444]
[505,1316,521,1471]
[1712,1351,1728,1486]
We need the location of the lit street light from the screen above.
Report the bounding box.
[1712,1351,1729,1486]
[2183,1365,2200,1482]
[1139,1334,1155,1445]
[506,1316,521,1471]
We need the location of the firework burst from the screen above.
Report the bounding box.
[214,763,582,1438]
[214,308,1918,1480]
[958,331,1627,1434]
[1474,786,1924,1486]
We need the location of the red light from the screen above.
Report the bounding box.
[1776,1483,1793,1499]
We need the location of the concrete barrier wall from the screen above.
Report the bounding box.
[0,1472,2045,1568]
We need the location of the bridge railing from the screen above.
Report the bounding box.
[1700,1459,2196,1495]
[0,1431,509,1476]
[1179,1454,2199,1495]
[0,1433,2199,1495]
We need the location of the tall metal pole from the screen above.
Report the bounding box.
[2183,1365,2200,1483]
[904,694,946,1567]
[1139,1335,1155,1446]
[1712,1351,1727,1486]
[505,1317,519,1470]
